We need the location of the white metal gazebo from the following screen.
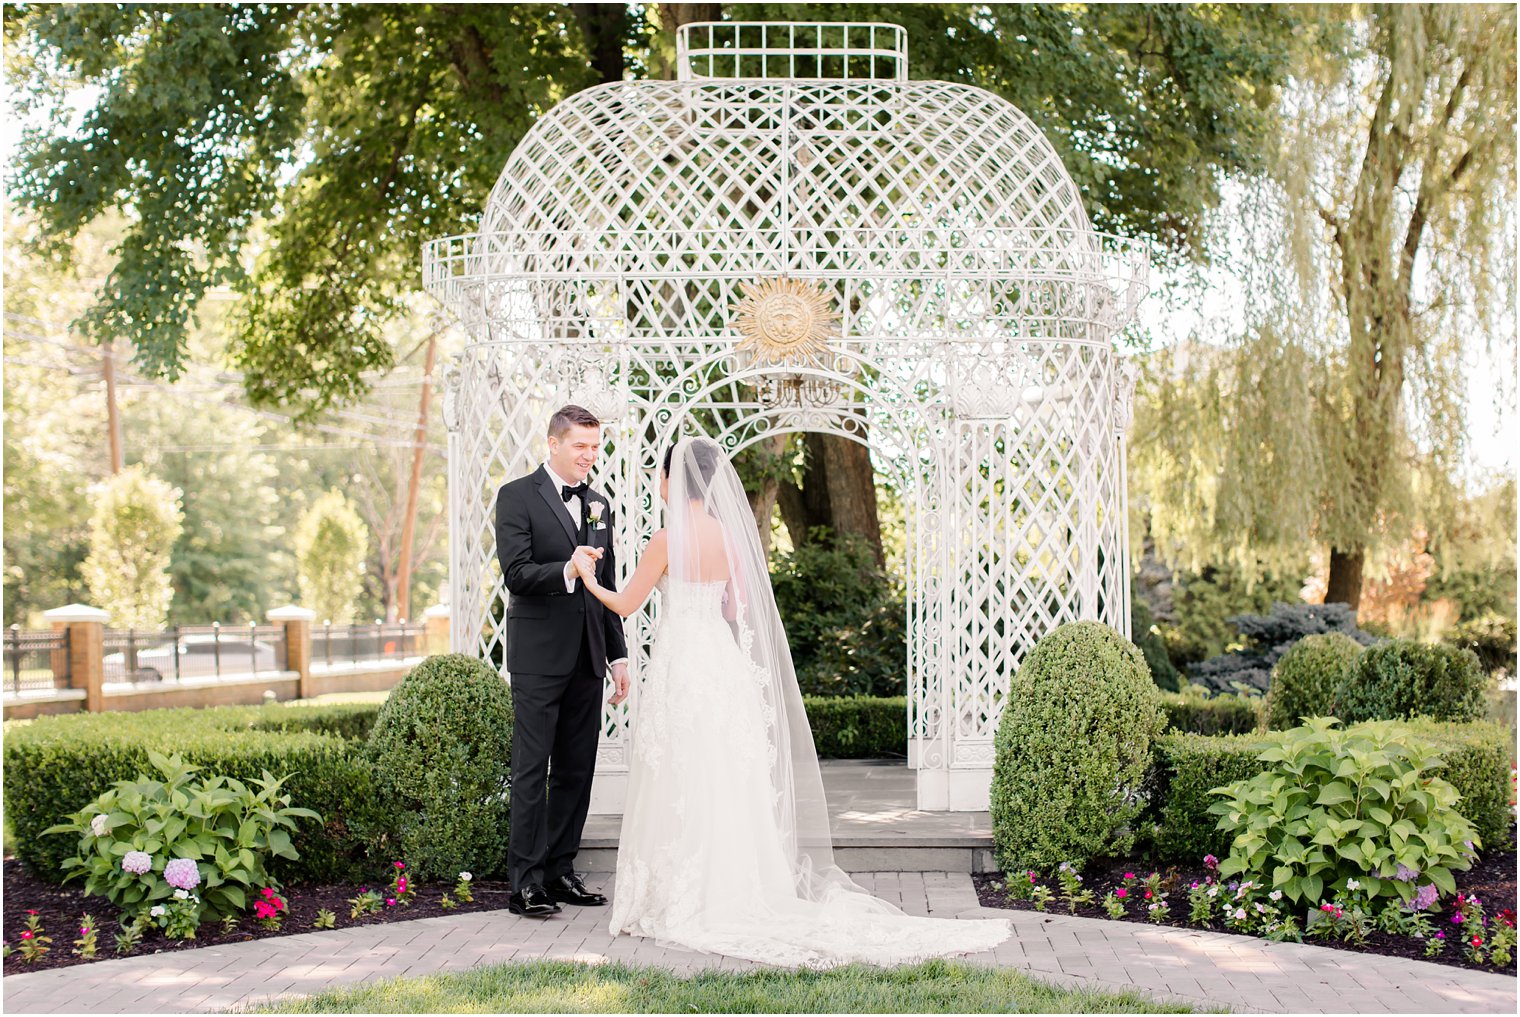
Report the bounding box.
[424,23,1147,811]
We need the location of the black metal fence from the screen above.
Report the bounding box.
[5,626,70,694]
[102,623,289,684]
[312,622,426,670]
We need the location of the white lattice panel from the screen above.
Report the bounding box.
[425,22,1146,812]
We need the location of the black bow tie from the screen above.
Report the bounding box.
[561,482,588,503]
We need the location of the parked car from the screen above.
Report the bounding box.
[104,635,280,682]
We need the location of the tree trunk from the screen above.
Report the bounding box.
[572,4,628,85]
[744,432,788,556]
[654,2,721,79]
[819,433,884,567]
[1325,546,1364,612]
[395,332,438,623]
[777,432,883,564]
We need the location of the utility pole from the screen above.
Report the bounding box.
[395,332,438,623]
[102,339,123,474]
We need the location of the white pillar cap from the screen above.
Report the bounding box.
[42,604,110,624]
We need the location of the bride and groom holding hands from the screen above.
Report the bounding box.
[495,403,1011,966]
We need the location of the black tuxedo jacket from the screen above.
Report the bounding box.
[494,466,627,677]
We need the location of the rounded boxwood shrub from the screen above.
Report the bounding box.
[990,621,1165,874]
[1265,632,1364,729]
[367,654,513,881]
[1334,639,1490,724]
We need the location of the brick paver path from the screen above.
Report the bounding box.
[2,872,1513,1014]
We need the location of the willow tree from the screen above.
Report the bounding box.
[1133,5,1516,610]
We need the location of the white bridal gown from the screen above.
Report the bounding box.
[607,577,1013,968]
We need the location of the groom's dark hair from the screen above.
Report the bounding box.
[548,404,600,437]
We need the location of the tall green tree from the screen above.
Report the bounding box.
[1131,5,1516,610]
[6,3,1303,401]
[294,490,371,625]
[3,213,121,624]
[82,466,184,629]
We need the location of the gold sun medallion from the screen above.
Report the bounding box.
[732,277,840,369]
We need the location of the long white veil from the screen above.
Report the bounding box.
[662,435,892,910]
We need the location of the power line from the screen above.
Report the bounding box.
[129,442,447,454]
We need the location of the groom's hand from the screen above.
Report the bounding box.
[570,545,604,581]
[609,661,630,706]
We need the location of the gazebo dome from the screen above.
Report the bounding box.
[429,23,1144,345]
[480,77,1092,244]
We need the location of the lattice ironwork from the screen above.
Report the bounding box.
[424,22,1147,810]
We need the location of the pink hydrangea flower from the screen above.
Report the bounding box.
[121,850,152,875]
[163,858,200,890]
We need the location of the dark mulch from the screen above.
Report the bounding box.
[973,829,1518,977]
[2,857,523,975]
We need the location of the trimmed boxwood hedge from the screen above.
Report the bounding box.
[4,704,387,886]
[1141,719,1516,863]
[806,696,905,758]
[1158,690,1261,735]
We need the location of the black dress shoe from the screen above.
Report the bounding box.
[507,884,562,918]
[546,873,607,906]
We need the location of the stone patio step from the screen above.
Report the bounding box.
[579,759,999,872]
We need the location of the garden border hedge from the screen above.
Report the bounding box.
[1142,719,1515,863]
[1158,690,1261,736]
[4,705,387,886]
[5,695,908,886]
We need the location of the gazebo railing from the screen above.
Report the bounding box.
[678,22,909,83]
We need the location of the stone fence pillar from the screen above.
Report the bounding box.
[42,604,109,712]
[268,605,315,700]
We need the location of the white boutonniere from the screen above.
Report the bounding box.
[587,501,606,530]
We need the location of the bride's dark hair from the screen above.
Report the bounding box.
[663,440,722,486]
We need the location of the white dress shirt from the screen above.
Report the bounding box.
[543,462,626,669]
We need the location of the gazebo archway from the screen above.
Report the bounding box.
[425,22,1148,810]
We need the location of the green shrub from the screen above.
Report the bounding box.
[770,529,906,698]
[45,750,317,923]
[1446,612,1517,678]
[990,621,1165,874]
[4,704,384,885]
[804,696,904,758]
[1208,719,1480,908]
[1161,565,1312,670]
[1132,595,1181,692]
[1145,720,1514,864]
[1334,639,1490,724]
[1189,601,1375,695]
[367,654,513,881]
[1266,632,1364,729]
[1143,730,1273,861]
[1401,719,1515,850]
[1159,687,1261,735]
[249,703,380,741]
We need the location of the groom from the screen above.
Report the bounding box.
[495,404,629,918]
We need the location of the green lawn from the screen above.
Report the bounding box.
[253,958,1200,1014]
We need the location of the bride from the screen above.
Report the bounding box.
[571,436,1012,967]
